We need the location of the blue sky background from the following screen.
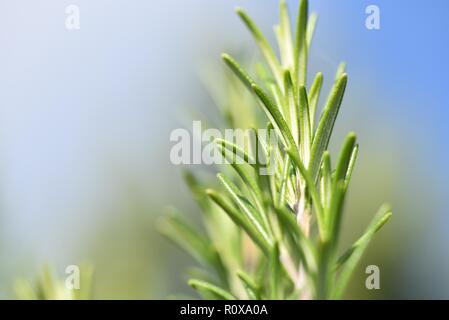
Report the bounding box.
[0,0,448,298]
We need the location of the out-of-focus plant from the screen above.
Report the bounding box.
[15,264,94,300]
[160,0,391,300]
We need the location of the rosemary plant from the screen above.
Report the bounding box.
[161,0,391,300]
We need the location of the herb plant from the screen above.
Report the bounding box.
[160,0,391,300]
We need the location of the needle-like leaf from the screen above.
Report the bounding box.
[207,189,272,255]
[270,82,288,121]
[217,174,273,246]
[222,53,255,91]
[333,204,392,298]
[298,85,312,164]
[278,155,291,207]
[333,133,357,185]
[320,151,332,210]
[158,210,228,284]
[344,144,359,188]
[308,72,323,130]
[214,138,257,168]
[252,83,299,159]
[306,13,318,49]
[335,62,346,82]
[216,140,268,227]
[284,70,299,144]
[183,170,210,212]
[277,0,295,69]
[216,142,261,197]
[269,242,282,299]
[237,271,261,300]
[295,0,308,85]
[309,73,348,180]
[236,7,283,84]
[188,279,236,300]
[327,133,356,240]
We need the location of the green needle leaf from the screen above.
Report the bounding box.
[333,132,357,185]
[327,133,356,240]
[327,180,346,244]
[217,174,274,247]
[271,82,288,121]
[335,62,346,82]
[284,70,299,144]
[252,83,299,158]
[237,271,261,300]
[298,85,312,163]
[320,151,332,210]
[158,211,210,264]
[309,73,348,181]
[188,279,237,300]
[345,144,359,188]
[216,140,262,199]
[214,138,257,168]
[236,7,283,84]
[279,0,294,68]
[295,0,308,85]
[278,155,291,207]
[269,242,282,299]
[308,72,323,130]
[333,204,392,298]
[207,189,272,255]
[306,13,318,49]
[183,170,210,212]
[158,210,227,283]
[216,140,268,226]
[222,53,255,91]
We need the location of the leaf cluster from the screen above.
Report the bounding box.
[161,0,391,300]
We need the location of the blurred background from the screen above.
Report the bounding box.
[0,0,447,299]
